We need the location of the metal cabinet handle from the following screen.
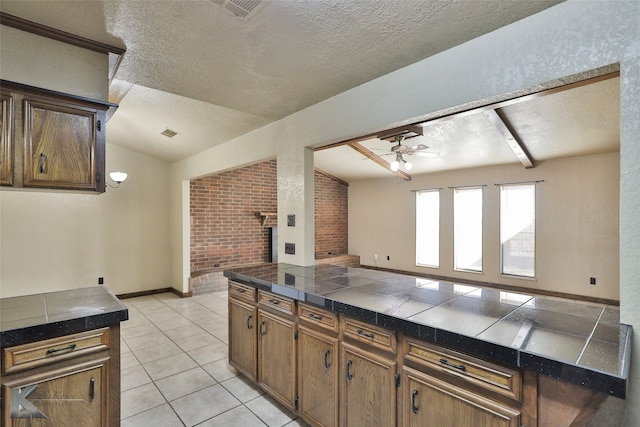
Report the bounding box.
[308,313,323,321]
[259,321,266,336]
[324,350,331,369]
[439,358,466,372]
[269,299,280,305]
[411,389,419,414]
[247,315,253,329]
[346,360,353,380]
[46,343,77,355]
[89,377,95,401]
[39,153,47,174]
[356,329,375,339]
[236,288,246,294]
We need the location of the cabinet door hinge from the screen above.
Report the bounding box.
[294,330,299,340]
[395,373,401,387]
[97,120,101,132]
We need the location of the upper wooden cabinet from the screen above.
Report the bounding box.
[0,80,115,193]
[0,93,13,186]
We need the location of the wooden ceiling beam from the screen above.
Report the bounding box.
[347,142,411,181]
[485,109,534,169]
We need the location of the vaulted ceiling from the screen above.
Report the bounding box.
[2,1,618,184]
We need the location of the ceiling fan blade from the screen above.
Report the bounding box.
[408,143,428,151]
[413,151,439,158]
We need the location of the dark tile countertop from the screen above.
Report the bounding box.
[1,286,129,348]
[224,263,632,399]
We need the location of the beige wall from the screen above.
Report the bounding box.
[0,143,171,298]
[349,153,620,301]
[0,25,109,101]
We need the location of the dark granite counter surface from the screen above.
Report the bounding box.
[0,286,129,348]
[224,263,632,399]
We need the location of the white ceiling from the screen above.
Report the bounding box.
[1,0,618,183]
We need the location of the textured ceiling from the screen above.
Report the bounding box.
[0,0,564,167]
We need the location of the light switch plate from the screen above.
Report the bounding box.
[284,242,295,254]
[287,214,295,227]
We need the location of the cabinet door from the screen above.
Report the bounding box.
[340,342,396,427]
[0,92,12,186]
[228,298,257,380]
[257,309,296,411]
[298,326,338,427]
[2,361,108,427]
[22,97,104,191]
[402,366,520,427]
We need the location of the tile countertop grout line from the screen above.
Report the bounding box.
[575,306,606,366]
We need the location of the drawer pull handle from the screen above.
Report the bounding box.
[236,288,246,294]
[269,299,280,305]
[259,321,266,336]
[356,329,375,339]
[411,389,419,414]
[346,360,353,380]
[39,153,47,174]
[308,313,323,321]
[89,377,95,401]
[440,358,466,372]
[247,315,253,330]
[46,343,77,355]
[324,350,331,369]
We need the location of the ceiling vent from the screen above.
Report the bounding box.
[210,0,266,20]
[161,128,179,138]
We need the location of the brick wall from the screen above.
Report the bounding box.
[190,160,348,273]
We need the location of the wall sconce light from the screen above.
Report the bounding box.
[107,171,128,188]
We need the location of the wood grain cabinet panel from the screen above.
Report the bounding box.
[340,341,397,427]
[402,366,521,427]
[228,297,257,380]
[297,325,339,427]
[0,92,13,186]
[257,308,297,411]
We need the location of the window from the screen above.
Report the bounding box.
[415,190,440,267]
[500,184,535,277]
[454,187,483,272]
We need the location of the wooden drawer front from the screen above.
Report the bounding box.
[258,291,294,316]
[3,328,110,374]
[298,303,338,333]
[404,337,522,402]
[229,281,257,303]
[342,316,396,354]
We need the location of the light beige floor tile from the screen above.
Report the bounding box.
[170,384,240,427]
[163,323,207,340]
[121,364,152,391]
[144,352,199,381]
[153,316,195,331]
[283,420,310,427]
[155,366,216,401]
[120,313,152,330]
[120,351,141,370]
[174,332,221,352]
[120,339,131,354]
[120,322,161,340]
[245,395,296,427]
[197,405,267,427]
[121,403,183,427]
[133,340,183,364]
[187,341,228,365]
[206,325,229,343]
[221,375,264,403]
[125,331,173,351]
[120,382,166,419]
[202,358,238,382]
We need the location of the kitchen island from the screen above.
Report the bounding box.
[224,263,631,427]
[0,286,128,426]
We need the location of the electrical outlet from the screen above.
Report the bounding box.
[285,242,295,254]
[387,255,390,261]
[590,277,596,285]
[287,214,296,227]
[98,277,104,285]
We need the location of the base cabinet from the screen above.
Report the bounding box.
[402,366,520,427]
[228,297,257,380]
[340,342,397,427]
[257,308,296,411]
[2,360,108,427]
[297,326,339,427]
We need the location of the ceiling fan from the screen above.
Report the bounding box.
[381,135,435,171]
